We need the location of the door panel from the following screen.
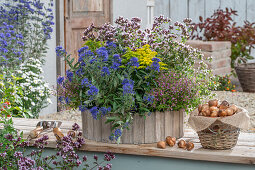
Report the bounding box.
[64,0,111,63]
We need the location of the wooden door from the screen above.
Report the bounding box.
[64,0,111,61]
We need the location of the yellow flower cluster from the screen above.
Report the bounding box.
[122,44,167,70]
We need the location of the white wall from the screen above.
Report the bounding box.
[113,0,148,28]
[41,0,57,115]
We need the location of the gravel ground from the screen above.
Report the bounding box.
[39,91,255,132]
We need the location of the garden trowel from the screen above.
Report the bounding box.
[28,121,51,139]
[52,121,64,141]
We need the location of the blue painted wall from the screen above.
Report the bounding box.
[25,148,255,170]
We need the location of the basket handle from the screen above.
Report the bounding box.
[234,57,247,67]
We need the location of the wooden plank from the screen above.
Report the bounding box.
[4,118,255,165]
[164,111,173,137]
[101,116,111,143]
[179,110,184,137]
[154,0,170,18]
[170,0,188,23]
[84,111,94,140]
[122,124,133,144]
[145,112,156,143]
[133,114,145,144]
[93,117,102,142]
[220,0,235,9]
[205,0,220,18]
[188,0,205,23]
[155,111,165,141]
[173,111,180,138]
[233,0,246,26]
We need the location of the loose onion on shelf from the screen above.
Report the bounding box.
[198,100,238,117]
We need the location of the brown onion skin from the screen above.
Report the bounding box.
[225,108,234,116]
[220,100,230,107]
[209,106,219,113]
[166,136,176,147]
[202,109,211,117]
[186,142,195,151]
[208,100,218,107]
[178,140,186,149]
[198,104,202,113]
[210,111,219,117]
[219,110,228,117]
[219,105,228,110]
[230,104,238,113]
[157,141,166,149]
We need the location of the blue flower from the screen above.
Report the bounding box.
[88,86,99,96]
[101,66,110,76]
[90,106,99,120]
[76,68,84,76]
[96,47,108,61]
[81,78,91,87]
[99,107,111,116]
[149,57,160,72]
[78,47,94,58]
[106,41,117,54]
[113,54,121,63]
[78,46,88,54]
[58,96,64,102]
[65,97,70,104]
[79,105,87,112]
[152,58,160,62]
[114,129,122,140]
[57,76,64,85]
[122,79,134,95]
[78,56,84,63]
[122,78,134,85]
[128,57,139,68]
[89,58,96,64]
[56,46,66,57]
[106,41,117,48]
[143,95,154,104]
[111,62,121,70]
[109,135,114,141]
[66,70,73,82]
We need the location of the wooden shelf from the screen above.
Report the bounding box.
[7,118,255,165]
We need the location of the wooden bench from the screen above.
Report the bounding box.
[9,118,255,169]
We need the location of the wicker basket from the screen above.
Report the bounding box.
[235,57,255,92]
[197,121,240,150]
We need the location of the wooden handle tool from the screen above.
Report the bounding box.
[52,121,64,141]
[28,126,43,139]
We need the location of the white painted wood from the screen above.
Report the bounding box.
[188,0,205,23]
[220,0,234,9]
[169,0,188,23]
[154,0,170,18]
[246,0,255,62]
[234,0,247,26]
[205,0,220,18]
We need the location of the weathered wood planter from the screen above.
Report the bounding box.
[81,110,184,144]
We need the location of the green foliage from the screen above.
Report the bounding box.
[214,74,236,92]
[191,8,255,67]
[0,73,31,118]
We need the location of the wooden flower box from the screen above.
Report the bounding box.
[81,110,184,144]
